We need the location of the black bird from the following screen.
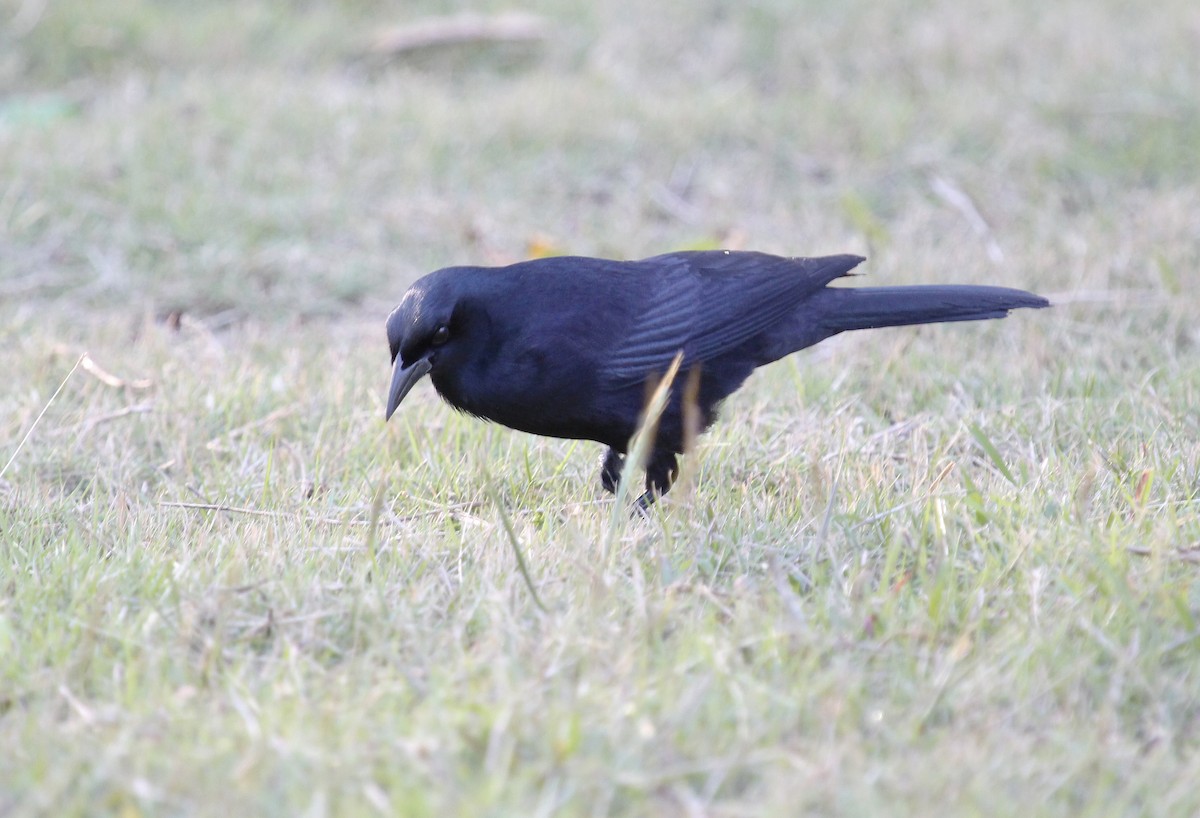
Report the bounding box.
[385,251,1048,506]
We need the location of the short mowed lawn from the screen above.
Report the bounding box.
[1,1,1198,815]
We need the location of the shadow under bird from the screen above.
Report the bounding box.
[385,251,1048,507]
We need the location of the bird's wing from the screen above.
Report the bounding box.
[601,252,863,385]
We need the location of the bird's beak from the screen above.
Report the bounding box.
[385,357,433,421]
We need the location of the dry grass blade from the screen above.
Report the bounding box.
[78,354,154,389]
[1,352,85,480]
[484,470,547,611]
[1127,544,1200,563]
[161,501,288,519]
[75,402,155,436]
[365,479,387,572]
[928,174,1004,264]
[367,12,549,56]
[604,351,684,553]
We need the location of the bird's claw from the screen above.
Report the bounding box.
[599,449,625,495]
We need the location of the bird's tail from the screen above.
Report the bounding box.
[816,285,1049,333]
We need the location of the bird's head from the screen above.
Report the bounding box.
[384,269,478,421]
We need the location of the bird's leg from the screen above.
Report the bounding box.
[599,448,625,494]
[634,450,679,511]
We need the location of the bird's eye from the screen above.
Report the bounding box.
[430,325,451,346]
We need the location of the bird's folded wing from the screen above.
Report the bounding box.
[601,252,863,386]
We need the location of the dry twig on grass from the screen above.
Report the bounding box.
[928,174,1005,265]
[367,12,549,57]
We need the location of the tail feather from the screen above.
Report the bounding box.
[816,285,1049,333]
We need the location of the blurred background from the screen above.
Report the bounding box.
[2,0,1196,323]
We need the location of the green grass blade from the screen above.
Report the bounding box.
[968,423,1018,486]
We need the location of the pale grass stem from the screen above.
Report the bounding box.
[1,352,87,480]
[603,351,684,558]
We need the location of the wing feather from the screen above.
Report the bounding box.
[601,252,863,386]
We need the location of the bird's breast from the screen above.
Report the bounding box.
[430,342,637,448]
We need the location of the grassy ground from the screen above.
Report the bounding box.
[2,0,1199,815]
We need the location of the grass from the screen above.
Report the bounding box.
[2,0,1199,814]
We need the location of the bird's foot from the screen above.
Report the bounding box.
[602,448,678,513]
[599,448,625,494]
[634,450,679,513]
[632,489,658,515]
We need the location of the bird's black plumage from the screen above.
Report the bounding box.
[385,251,1048,506]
